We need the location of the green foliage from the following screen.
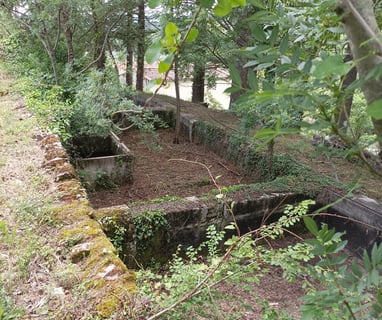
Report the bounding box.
[0,281,23,320]
[299,218,382,320]
[261,300,294,320]
[133,210,169,251]
[22,81,73,142]
[135,197,382,319]
[254,118,299,151]
[99,216,127,255]
[69,69,136,138]
[366,98,382,120]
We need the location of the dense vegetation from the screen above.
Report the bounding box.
[1,0,382,319]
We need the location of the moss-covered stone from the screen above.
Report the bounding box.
[40,133,136,318]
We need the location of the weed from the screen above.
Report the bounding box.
[133,210,169,251]
[0,281,24,320]
[99,216,127,255]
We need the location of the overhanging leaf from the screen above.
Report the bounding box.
[158,61,171,73]
[214,0,233,17]
[229,63,242,87]
[313,55,352,79]
[279,33,289,54]
[185,28,199,43]
[224,86,242,94]
[165,22,178,38]
[366,98,382,119]
[247,69,258,90]
[250,23,266,42]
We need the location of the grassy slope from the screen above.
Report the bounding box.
[0,71,94,319]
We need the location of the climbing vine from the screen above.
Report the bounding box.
[133,210,169,251]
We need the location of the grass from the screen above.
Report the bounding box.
[0,71,89,319]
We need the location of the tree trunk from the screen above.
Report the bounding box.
[336,50,357,129]
[191,63,205,103]
[91,0,106,70]
[125,2,134,87]
[39,22,60,85]
[337,0,382,153]
[136,0,145,91]
[60,5,74,66]
[173,55,181,144]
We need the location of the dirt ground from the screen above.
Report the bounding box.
[88,128,255,209]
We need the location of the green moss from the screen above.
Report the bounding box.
[49,198,136,319]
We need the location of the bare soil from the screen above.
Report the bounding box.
[88,128,255,209]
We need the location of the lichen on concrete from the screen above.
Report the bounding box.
[40,134,136,318]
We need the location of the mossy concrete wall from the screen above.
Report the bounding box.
[40,134,136,318]
[70,132,134,189]
[93,191,307,268]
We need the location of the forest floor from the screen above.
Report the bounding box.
[0,69,381,319]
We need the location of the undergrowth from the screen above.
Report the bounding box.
[132,199,382,320]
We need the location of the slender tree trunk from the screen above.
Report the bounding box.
[337,0,382,154]
[125,2,134,87]
[192,63,205,104]
[39,23,60,84]
[173,55,181,144]
[136,0,145,91]
[336,49,357,129]
[91,0,106,70]
[60,6,74,66]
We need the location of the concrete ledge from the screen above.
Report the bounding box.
[318,189,382,254]
[40,134,136,318]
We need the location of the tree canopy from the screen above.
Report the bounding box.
[1,0,382,170]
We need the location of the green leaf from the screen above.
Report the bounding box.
[279,33,289,54]
[165,22,178,38]
[185,28,199,43]
[254,128,276,139]
[158,61,171,73]
[330,254,348,265]
[200,0,214,8]
[214,0,233,17]
[303,216,318,236]
[351,261,362,279]
[231,0,246,6]
[371,242,382,266]
[313,55,352,79]
[269,25,279,47]
[229,63,242,87]
[225,223,236,230]
[250,23,266,42]
[274,117,282,131]
[247,69,258,91]
[145,41,162,64]
[243,60,258,68]
[224,86,242,94]
[148,0,161,9]
[366,98,382,120]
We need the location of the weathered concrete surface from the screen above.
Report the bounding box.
[93,191,307,268]
[40,134,136,318]
[318,189,382,255]
[71,132,134,189]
